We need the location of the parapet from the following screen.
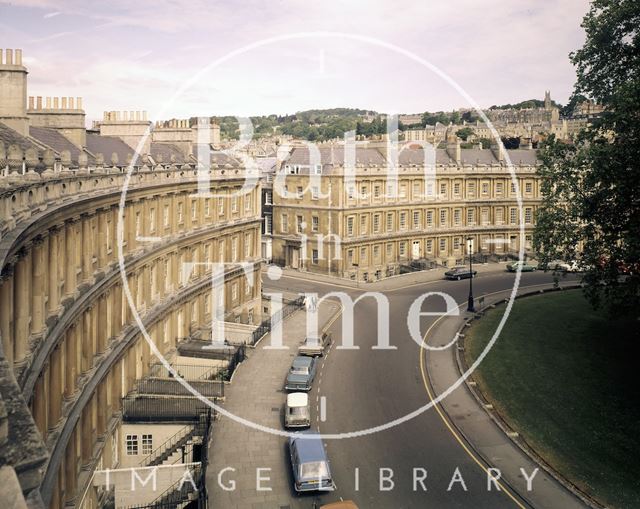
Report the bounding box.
[0,48,24,67]
[102,111,149,122]
[28,96,84,111]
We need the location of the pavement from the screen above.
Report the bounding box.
[206,262,590,509]
[424,284,589,509]
[206,298,341,509]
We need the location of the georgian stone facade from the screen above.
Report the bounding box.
[0,161,262,508]
[272,142,540,281]
[0,48,263,509]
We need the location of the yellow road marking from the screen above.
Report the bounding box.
[417,284,557,509]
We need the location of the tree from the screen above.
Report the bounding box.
[501,137,520,149]
[533,0,640,316]
[455,127,475,141]
[478,137,492,149]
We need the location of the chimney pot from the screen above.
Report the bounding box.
[28,96,34,109]
[0,49,3,65]
[46,97,52,109]
[6,49,13,65]
[77,97,83,109]
[61,97,67,109]
[53,97,59,109]
[37,96,42,109]
[15,49,22,65]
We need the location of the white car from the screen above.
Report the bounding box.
[284,392,310,428]
[298,333,331,357]
[547,260,581,272]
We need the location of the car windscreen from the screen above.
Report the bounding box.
[291,366,309,375]
[300,461,329,480]
[289,407,307,416]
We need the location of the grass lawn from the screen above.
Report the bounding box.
[464,289,640,509]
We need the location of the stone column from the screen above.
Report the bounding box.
[48,344,63,427]
[81,310,92,373]
[0,268,14,365]
[33,374,48,440]
[97,294,107,352]
[106,206,115,263]
[64,433,77,504]
[97,209,108,269]
[96,382,106,436]
[80,407,92,464]
[128,203,137,250]
[171,194,178,232]
[89,305,98,358]
[113,283,123,336]
[63,219,77,299]
[48,226,61,316]
[64,325,77,399]
[81,214,93,283]
[31,236,46,340]
[13,251,31,365]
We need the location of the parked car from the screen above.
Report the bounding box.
[320,502,359,509]
[285,392,311,429]
[298,333,331,357]
[285,356,317,391]
[289,431,335,492]
[506,261,538,272]
[542,259,572,272]
[444,266,477,280]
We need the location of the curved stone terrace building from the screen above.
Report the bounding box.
[0,49,262,508]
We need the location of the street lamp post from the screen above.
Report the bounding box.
[467,236,476,313]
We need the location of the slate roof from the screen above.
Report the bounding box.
[287,146,387,166]
[29,126,92,165]
[287,144,539,170]
[256,157,277,174]
[150,142,188,164]
[86,132,134,165]
[0,122,43,153]
[504,149,539,165]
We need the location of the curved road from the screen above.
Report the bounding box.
[264,269,583,508]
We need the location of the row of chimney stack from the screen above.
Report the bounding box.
[28,96,83,111]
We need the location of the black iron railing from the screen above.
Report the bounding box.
[122,394,218,422]
[148,362,221,381]
[139,412,211,467]
[250,296,304,345]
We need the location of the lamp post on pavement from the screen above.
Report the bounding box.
[467,236,476,312]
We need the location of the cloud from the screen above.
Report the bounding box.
[2,0,591,116]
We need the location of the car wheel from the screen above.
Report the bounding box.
[457,276,461,280]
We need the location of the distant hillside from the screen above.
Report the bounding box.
[210,100,566,141]
[211,108,382,141]
[488,99,562,110]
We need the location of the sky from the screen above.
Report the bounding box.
[0,0,592,123]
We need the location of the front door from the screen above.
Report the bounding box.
[290,247,300,269]
[412,240,421,260]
